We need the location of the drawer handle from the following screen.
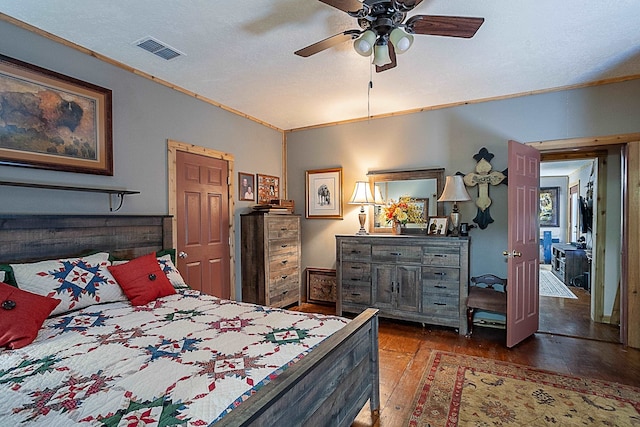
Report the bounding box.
[280,227,287,231]
[282,290,288,294]
[351,293,361,296]
[434,272,447,276]
[434,285,447,289]
[434,302,447,306]
[281,244,288,248]
[433,254,447,258]
[281,260,288,265]
[390,252,402,256]
[350,250,361,254]
[350,266,362,270]
[281,275,288,279]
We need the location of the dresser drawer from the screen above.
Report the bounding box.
[341,242,371,261]
[268,239,298,256]
[422,266,460,283]
[372,245,422,263]
[422,294,459,316]
[269,251,299,272]
[267,218,299,240]
[341,262,371,283]
[269,283,299,307]
[422,246,460,266]
[341,283,371,305]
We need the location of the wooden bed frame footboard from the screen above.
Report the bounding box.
[0,215,380,426]
[218,307,380,426]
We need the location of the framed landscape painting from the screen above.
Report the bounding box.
[0,54,113,175]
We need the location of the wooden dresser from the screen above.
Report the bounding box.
[336,234,470,335]
[241,212,301,308]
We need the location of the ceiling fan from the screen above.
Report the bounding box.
[295,0,484,72]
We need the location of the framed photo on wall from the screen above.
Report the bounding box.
[427,216,449,236]
[238,172,255,201]
[0,54,113,175]
[257,174,279,203]
[306,167,343,219]
[540,187,560,227]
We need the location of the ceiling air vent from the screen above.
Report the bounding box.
[134,37,183,60]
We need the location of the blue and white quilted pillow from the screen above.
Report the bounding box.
[156,254,189,289]
[11,252,125,316]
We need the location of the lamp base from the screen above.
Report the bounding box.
[356,211,368,235]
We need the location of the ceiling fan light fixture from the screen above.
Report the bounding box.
[372,40,392,66]
[353,30,377,56]
[389,27,413,54]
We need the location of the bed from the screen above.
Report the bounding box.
[0,215,379,426]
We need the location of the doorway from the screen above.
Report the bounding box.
[167,139,236,300]
[537,156,620,343]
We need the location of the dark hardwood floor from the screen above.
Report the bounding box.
[291,301,640,426]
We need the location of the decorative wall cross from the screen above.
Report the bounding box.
[463,147,508,229]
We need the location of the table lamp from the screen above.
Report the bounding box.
[437,175,471,236]
[348,181,375,235]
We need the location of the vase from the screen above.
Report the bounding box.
[391,221,402,235]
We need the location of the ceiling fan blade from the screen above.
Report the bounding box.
[376,43,397,73]
[392,0,425,12]
[318,0,364,13]
[295,30,361,57]
[405,15,484,38]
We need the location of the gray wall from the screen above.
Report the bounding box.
[286,80,640,282]
[0,20,283,297]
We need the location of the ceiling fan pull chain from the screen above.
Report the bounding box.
[368,62,374,121]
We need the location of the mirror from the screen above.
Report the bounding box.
[368,168,445,234]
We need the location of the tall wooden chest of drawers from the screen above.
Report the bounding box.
[336,234,470,335]
[241,212,301,308]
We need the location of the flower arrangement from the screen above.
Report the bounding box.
[381,196,425,225]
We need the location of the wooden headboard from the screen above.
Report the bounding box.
[0,215,173,263]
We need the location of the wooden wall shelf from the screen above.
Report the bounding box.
[0,180,139,211]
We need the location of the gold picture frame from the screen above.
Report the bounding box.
[0,54,113,175]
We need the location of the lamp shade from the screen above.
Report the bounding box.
[354,30,376,57]
[349,181,375,204]
[438,175,471,202]
[373,41,392,66]
[389,28,414,54]
[374,185,385,204]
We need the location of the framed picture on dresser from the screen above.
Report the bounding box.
[427,216,449,236]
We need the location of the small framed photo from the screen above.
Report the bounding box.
[257,174,279,203]
[306,167,343,219]
[427,216,449,236]
[238,172,255,201]
[306,268,337,304]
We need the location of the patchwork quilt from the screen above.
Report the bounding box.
[0,290,348,426]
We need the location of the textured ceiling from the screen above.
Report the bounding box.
[1,1,640,131]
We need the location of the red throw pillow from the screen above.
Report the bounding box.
[108,253,175,305]
[0,281,61,349]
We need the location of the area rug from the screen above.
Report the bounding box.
[408,351,640,426]
[539,267,577,299]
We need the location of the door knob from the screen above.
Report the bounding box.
[178,251,188,259]
[502,250,522,258]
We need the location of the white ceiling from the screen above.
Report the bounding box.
[2,1,640,131]
[540,159,593,177]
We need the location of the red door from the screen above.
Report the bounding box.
[506,140,540,348]
[176,150,230,299]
